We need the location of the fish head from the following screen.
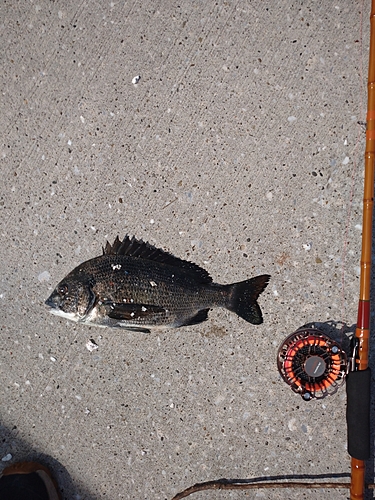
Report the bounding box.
[45,270,96,322]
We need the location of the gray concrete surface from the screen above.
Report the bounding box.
[1,1,373,499]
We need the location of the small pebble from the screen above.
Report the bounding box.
[86,339,98,352]
[38,271,50,282]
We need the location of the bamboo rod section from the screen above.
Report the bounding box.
[350,1,375,498]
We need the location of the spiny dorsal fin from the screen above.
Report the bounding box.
[103,235,212,284]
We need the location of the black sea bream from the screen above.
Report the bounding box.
[45,236,270,332]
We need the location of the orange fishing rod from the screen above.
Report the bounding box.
[347,1,375,498]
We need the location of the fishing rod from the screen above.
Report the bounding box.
[171,1,374,498]
[347,0,375,496]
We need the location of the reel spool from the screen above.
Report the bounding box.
[277,328,347,401]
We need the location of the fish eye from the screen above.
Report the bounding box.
[58,284,69,296]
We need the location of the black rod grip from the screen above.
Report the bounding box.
[346,368,371,460]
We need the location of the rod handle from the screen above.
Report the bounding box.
[346,368,371,460]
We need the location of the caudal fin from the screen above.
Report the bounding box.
[227,274,270,325]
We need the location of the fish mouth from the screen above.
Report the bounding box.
[45,295,85,323]
[45,296,58,309]
[48,307,80,322]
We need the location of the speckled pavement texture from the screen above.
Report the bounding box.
[1,1,374,499]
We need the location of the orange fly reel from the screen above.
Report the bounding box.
[277,328,348,401]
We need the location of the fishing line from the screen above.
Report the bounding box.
[171,478,375,500]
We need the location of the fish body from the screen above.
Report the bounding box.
[45,236,270,332]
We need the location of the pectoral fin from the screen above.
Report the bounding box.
[106,303,165,321]
[120,326,152,333]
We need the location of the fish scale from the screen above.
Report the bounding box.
[46,235,270,332]
[88,256,225,327]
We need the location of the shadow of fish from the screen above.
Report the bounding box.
[45,236,270,332]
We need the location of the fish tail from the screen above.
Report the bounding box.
[226,275,270,325]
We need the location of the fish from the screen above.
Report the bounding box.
[45,235,270,332]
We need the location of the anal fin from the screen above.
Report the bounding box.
[179,308,210,327]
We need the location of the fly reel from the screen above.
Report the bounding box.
[277,328,348,401]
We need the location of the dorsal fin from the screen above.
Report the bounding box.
[103,235,212,284]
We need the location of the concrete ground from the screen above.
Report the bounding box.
[1,1,373,499]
